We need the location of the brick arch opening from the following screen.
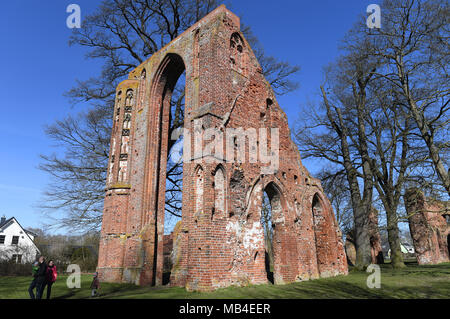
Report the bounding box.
[262,181,286,284]
[312,193,338,277]
[145,53,186,286]
[194,165,204,216]
[213,165,226,220]
[162,70,187,284]
[230,32,247,75]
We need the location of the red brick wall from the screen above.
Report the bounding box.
[97,5,348,291]
[405,189,449,265]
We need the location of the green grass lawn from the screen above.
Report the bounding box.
[1,262,449,299]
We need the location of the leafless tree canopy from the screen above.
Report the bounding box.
[295,0,448,269]
[317,169,353,236]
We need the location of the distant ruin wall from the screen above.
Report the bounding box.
[405,189,449,265]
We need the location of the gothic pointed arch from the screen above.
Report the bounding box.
[213,165,226,219]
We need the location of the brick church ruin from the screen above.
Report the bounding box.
[405,189,449,265]
[97,5,348,291]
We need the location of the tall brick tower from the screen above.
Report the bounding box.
[97,5,348,291]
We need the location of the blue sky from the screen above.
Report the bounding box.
[0,0,377,232]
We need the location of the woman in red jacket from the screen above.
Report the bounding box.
[42,260,58,299]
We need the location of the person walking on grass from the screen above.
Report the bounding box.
[28,260,39,299]
[90,272,100,297]
[41,259,57,299]
[35,256,47,299]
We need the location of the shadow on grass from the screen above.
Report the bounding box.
[1,263,449,299]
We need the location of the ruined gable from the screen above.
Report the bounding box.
[405,189,449,265]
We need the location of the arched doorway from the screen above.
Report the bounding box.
[312,193,337,277]
[261,191,273,283]
[261,182,283,284]
[148,53,186,285]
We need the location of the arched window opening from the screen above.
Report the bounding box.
[117,89,133,183]
[312,195,322,215]
[158,54,186,285]
[125,89,134,107]
[164,70,186,231]
[261,182,283,284]
[261,191,274,283]
[214,167,225,220]
[312,193,335,276]
[230,33,245,74]
[194,166,204,214]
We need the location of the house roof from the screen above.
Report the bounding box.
[0,217,14,230]
[0,217,13,229]
[25,229,38,237]
[0,217,40,254]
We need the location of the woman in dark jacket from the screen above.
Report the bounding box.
[41,260,57,299]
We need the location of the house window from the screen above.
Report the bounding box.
[12,254,22,263]
[11,236,19,245]
[0,235,5,244]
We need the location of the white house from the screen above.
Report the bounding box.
[387,242,415,258]
[401,242,415,254]
[0,216,40,263]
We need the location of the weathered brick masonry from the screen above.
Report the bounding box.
[405,189,449,265]
[97,5,348,291]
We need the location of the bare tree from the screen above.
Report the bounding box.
[296,0,448,269]
[295,57,376,269]
[348,0,449,267]
[367,0,450,195]
[39,107,111,232]
[361,80,412,268]
[317,169,353,236]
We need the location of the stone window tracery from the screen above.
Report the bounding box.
[117,89,134,183]
[214,167,225,218]
[195,166,204,215]
[230,33,245,74]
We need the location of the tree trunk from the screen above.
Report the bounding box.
[353,205,372,270]
[386,208,405,268]
[321,86,373,270]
